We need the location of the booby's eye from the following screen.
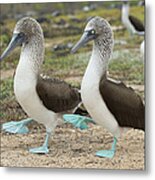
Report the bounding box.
[18,32,25,37]
[90,30,96,35]
[86,29,96,37]
[14,32,26,46]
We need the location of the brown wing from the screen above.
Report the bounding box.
[36,76,81,113]
[129,15,145,32]
[99,78,145,130]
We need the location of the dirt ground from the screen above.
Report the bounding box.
[1,123,145,170]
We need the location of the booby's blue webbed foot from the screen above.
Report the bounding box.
[29,145,49,154]
[96,137,117,158]
[29,131,50,154]
[2,118,33,134]
[63,114,95,130]
[96,149,115,159]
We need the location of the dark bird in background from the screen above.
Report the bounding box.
[122,0,145,36]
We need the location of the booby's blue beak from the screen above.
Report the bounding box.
[71,29,97,53]
[0,33,25,61]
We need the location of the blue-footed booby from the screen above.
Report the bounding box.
[0,17,84,154]
[71,16,145,158]
[122,0,145,36]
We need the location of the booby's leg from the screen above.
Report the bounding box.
[95,137,117,158]
[2,118,33,134]
[63,114,95,130]
[29,131,50,154]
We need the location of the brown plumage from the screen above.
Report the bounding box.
[36,76,81,113]
[129,15,145,32]
[99,75,145,131]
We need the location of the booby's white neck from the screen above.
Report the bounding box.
[122,3,129,19]
[81,32,113,89]
[81,44,108,88]
[15,35,44,85]
[20,35,44,75]
[122,3,136,34]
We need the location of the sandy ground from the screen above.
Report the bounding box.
[1,123,145,170]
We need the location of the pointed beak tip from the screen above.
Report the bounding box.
[0,33,23,62]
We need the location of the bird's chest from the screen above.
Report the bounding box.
[13,61,39,113]
[81,69,101,111]
[81,53,104,110]
[14,71,48,123]
[81,71,119,136]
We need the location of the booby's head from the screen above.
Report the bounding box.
[0,17,43,61]
[123,0,129,5]
[71,16,113,58]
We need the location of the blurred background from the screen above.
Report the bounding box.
[0,1,144,123]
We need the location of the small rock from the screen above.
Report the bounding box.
[37,17,50,24]
[56,19,66,26]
